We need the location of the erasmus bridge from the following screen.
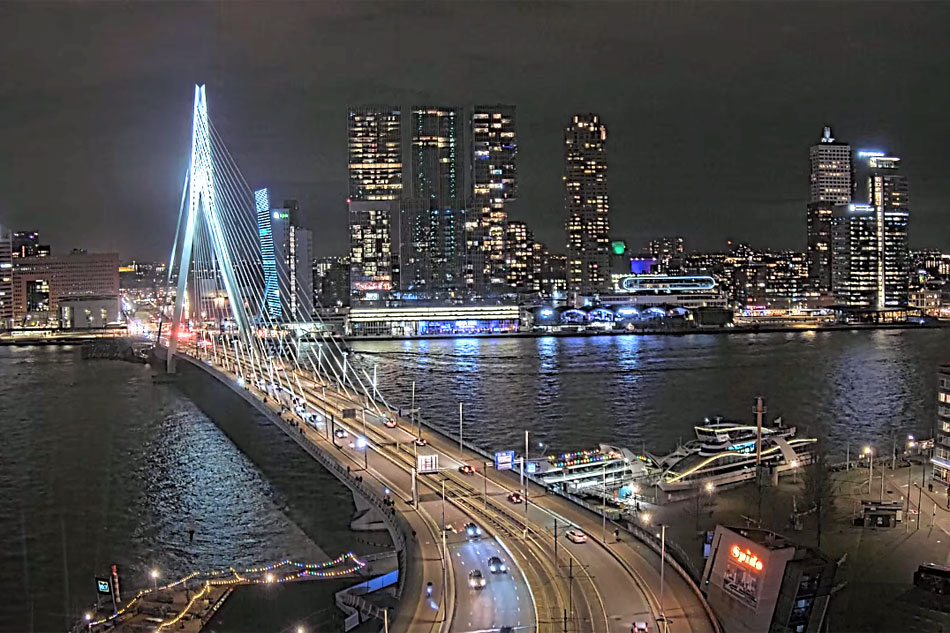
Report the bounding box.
[157,85,718,633]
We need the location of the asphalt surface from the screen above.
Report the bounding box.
[186,344,716,633]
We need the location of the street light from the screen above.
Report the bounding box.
[356,436,369,469]
[863,446,873,495]
[150,569,159,591]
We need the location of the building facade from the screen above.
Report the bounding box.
[11,251,119,326]
[12,230,50,259]
[468,105,517,295]
[400,106,466,299]
[807,126,853,298]
[702,525,835,633]
[935,365,950,484]
[831,204,879,307]
[504,220,538,294]
[254,190,313,319]
[0,223,12,327]
[313,256,350,308]
[866,153,910,307]
[348,106,402,303]
[649,236,685,273]
[564,114,611,295]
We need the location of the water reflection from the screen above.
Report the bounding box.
[353,329,947,458]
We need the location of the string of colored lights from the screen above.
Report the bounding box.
[156,582,211,631]
[86,554,365,628]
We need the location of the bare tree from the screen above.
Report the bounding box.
[804,444,832,548]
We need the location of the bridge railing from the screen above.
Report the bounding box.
[174,351,412,609]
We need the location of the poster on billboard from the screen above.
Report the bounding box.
[723,561,759,608]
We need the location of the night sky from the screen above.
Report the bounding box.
[0,1,948,261]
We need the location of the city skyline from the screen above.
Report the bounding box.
[1,3,949,262]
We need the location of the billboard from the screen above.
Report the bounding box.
[494,450,515,471]
[417,454,439,474]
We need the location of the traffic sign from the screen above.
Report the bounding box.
[494,450,515,471]
[417,454,439,474]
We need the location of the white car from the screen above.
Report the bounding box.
[565,529,588,544]
[334,428,348,439]
[465,522,483,538]
[468,569,486,589]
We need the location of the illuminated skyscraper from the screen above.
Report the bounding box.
[807,126,853,297]
[866,153,909,307]
[347,106,401,302]
[399,107,465,298]
[564,113,610,294]
[348,106,402,202]
[831,204,879,307]
[12,231,50,258]
[0,223,12,327]
[255,189,313,319]
[468,105,517,294]
[504,220,536,293]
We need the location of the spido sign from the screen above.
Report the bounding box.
[731,545,764,571]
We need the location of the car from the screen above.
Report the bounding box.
[499,628,513,633]
[468,569,486,589]
[465,522,483,538]
[414,437,428,446]
[507,492,524,504]
[334,428,348,438]
[384,418,397,428]
[459,464,475,475]
[488,556,507,574]
[565,529,588,544]
[632,622,649,633]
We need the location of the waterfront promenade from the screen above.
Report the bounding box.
[645,457,950,632]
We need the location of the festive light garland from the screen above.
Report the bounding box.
[86,554,366,629]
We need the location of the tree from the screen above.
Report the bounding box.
[803,444,833,549]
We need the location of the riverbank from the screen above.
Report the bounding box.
[349,320,947,342]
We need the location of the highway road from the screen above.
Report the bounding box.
[186,343,716,633]
[189,344,543,632]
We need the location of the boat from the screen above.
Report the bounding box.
[655,414,816,500]
[535,445,658,495]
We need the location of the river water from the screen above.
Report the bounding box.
[352,328,950,460]
[2,329,947,631]
[0,346,356,633]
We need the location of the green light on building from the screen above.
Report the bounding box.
[611,240,626,255]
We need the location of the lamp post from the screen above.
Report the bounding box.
[459,402,464,457]
[864,446,873,496]
[150,569,159,591]
[659,524,668,633]
[602,462,608,543]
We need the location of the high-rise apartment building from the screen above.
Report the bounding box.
[348,106,403,202]
[564,114,610,295]
[866,153,909,307]
[0,224,12,327]
[649,237,685,273]
[831,203,880,307]
[313,256,350,308]
[400,107,465,298]
[468,105,517,294]
[504,220,537,293]
[830,151,910,310]
[410,107,461,207]
[348,106,401,303]
[350,201,393,302]
[807,126,853,297]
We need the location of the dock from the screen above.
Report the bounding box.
[74,555,366,633]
